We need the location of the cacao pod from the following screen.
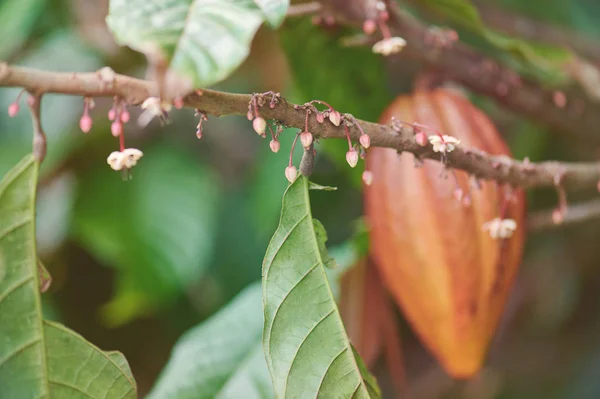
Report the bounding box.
[365,89,526,378]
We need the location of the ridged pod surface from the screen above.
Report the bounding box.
[365,89,526,378]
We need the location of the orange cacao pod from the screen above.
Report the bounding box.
[365,89,526,378]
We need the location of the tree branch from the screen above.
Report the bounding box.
[474,0,600,63]
[322,0,600,143]
[2,62,600,190]
[528,199,600,231]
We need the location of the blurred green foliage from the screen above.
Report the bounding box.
[1,0,600,397]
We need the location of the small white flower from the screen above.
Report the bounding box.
[139,97,173,126]
[141,97,173,115]
[372,37,407,56]
[107,151,124,171]
[428,135,460,153]
[106,148,144,171]
[482,218,517,239]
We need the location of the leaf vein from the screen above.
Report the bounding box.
[0,275,35,304]
[0,216,32,243]
[283,308,336,396]
[49,380,96,399]
[313,346,348,399]
[0,336,41,369]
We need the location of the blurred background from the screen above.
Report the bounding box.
[2,0,600,397]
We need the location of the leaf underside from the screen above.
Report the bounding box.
[148,283,274,399]
[262,176,380,398]
[0,155,136,399]
[106,0,289,88]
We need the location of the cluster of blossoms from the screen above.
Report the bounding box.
[248,95,372,183]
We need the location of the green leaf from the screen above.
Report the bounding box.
[0,0,47,59]
[106,0,289,88]
[72,144,221,325]
[0,155,136,399]
[262,176,380,398]
[148,283,274,399]
[419,0,573,84]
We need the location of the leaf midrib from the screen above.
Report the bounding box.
[298,177,370,398]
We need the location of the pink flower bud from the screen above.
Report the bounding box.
[362,170,373,186]
[453,188,463,201]
[415,131,428,147]
[196,128,202,139]
[380,10,389,21]
[363,19,377,35]
[300,131,313,148]
[8,102,19,117]
[253,117,266,135]
[329,110,341,126]
[359,134,371,149]
[346,149,359,168]
[111,121,123,137]
[27,96,36,106]
[462,194,472,207]
[247,110,253,121]
[108,108,116,121]
[316,113,325,123]
[285,165,297,183]
[552,208,564,225]
[270,140,280,153]
[120,109,130,123]
[173,97,184,109]
[79,114,93,133]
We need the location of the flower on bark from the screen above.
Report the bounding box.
[429,135,460,153]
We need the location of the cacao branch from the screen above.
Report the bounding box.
[1,63,600,190]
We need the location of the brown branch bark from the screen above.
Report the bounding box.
[322,0,600,143]
[2,62,600,190]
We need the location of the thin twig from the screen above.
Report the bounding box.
[2,63,600,191]
[300,144,316,176]
[528,199,600,231]
[26,94,46,163]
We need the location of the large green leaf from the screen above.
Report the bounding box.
[418,0,573,84]
[262,176,380,398]
[106,0,289,88]
[148,282,274,399]
[0,155,136,398]
[72,144,220,326]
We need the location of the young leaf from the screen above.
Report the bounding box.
[0,155,136,398]
[262,176,380,398]
[106,0,289,88]
[148,283,274,399]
